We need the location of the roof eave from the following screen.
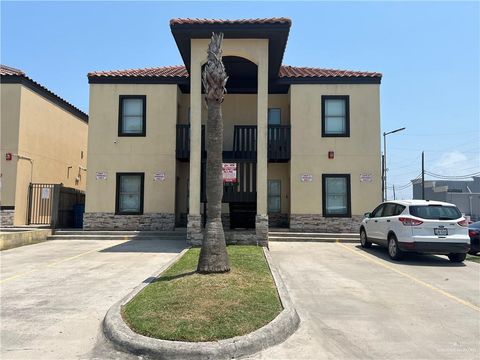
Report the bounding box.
[276,76,382,85]
[1,75,88,122]
[87,76,189,85]
[170,22,291,79]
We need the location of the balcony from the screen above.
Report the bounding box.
[175,124,206,161]
[176,124,290,162]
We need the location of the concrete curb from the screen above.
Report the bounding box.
[0,229,52,251]
[103,246,300,360]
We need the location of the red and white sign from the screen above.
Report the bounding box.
[301,174,313,182]
[5,153,12,161]
[222,163,237,183]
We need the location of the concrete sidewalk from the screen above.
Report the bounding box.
[1,239,186,360]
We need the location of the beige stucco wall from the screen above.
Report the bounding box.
[0,83,21,207]
[189,38,270,216]
[13,85,88,224]
[85,84,177,214]
[177,94,290,151]
[290,84,381,216]
[268,163,290,214]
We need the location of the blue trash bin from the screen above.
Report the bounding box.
[73,204,85,228]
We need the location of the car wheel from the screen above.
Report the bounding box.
[388,235,403,260]
[448,253,466,263]
[360,229,372,248]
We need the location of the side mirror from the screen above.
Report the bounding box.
[364,212,371,218]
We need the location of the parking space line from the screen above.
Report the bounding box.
[0,242,124,285]
[336,241,480,313]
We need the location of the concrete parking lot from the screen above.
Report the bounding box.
[0,239,186,360]
[248,242,480,360]
[1,240,479,360]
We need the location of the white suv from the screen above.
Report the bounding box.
[360,200,470,262]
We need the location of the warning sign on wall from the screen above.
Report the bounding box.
[300,174,313,182]
[222,163,237,183]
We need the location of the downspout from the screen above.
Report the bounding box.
[15,154,34,183]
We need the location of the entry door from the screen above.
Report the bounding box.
[376,203,397,245]
[229,202,256,229]
[365,204,384,241]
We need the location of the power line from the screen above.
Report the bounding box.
[424,171,480,180]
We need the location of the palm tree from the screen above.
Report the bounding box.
[197,33,230,273]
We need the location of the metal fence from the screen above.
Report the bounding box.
[27,183,56,225]
[27,183,85,228]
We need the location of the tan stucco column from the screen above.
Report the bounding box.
[256,58,269,242]
[187,44,203,244]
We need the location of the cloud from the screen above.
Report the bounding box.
[430,151,470,176]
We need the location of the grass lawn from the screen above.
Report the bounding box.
[122,246,282,342]
[466,254,480,263]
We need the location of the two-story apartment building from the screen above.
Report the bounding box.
[1,65,88,226]
[85,18,382,244]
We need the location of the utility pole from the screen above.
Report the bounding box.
[381,154,385,202]
[393,184,396,200]
[383,127,406,202]
[422,151,425,200]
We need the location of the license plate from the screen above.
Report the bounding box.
[434,228,448,236]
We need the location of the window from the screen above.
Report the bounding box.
[371,204,384,218]
[409,205,461,220]
[116,173,144,214]
[118,95,146,136]
[268,180,281,213]
[322,174,351,217]
[381,203,397,217]
[268,108,281,125]
[322,96,349,137]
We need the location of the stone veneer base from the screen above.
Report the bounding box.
[0,210,15,227]
[290,214,363,233]
[255,215,269,246]
[83,213,175,231]
[186,214,203,245]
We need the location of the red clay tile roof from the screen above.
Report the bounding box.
[1,64,88,121]
[170,18,292,26]
[279,65,382,78]
[88,65,381,79]
[0,64,25,76]
[88,66,188,78]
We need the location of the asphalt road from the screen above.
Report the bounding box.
[1,240,479,360]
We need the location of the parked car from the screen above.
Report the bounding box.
[359,200,470,262]
[468,221,480,255]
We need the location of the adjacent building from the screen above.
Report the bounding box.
[412,177,480,221]
[0,65,88,226]
[85,18,382,244]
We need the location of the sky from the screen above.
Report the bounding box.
[2,1,479,200]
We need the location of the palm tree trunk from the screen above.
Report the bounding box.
[197,33,230,273]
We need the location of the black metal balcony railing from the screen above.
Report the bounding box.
[268,125,291,161]
[200,161,257,203]
[176,124,290,162]
[176,124,205,161]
